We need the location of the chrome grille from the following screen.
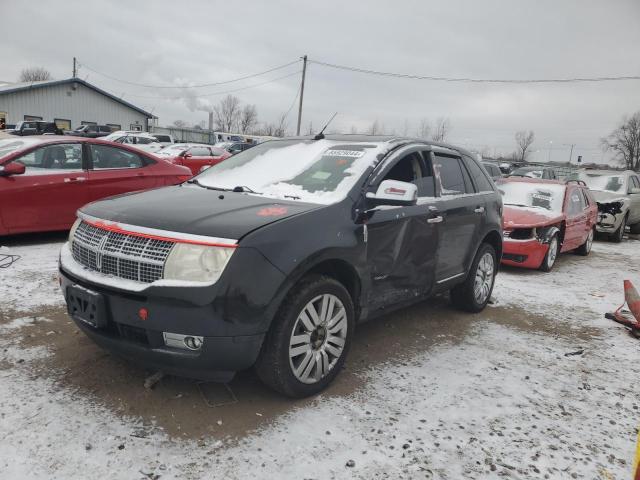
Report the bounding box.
[71,221,174,283]
[503,230,512,238]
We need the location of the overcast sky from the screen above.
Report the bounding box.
[2,0,639,163]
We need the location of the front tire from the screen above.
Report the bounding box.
[450,243,497,313]
[611,214,627,243]
[255,275,355,398]
[629,222,640,234]
[539,234,559,272]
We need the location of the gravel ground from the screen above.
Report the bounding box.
[0,234,638,479]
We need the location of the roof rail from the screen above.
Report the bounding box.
[565,179,586,186]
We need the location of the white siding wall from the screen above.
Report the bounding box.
[0,82,149,130]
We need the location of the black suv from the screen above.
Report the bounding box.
[10,121,62,136]
[59,135,502,397]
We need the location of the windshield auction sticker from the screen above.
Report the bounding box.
[323,149,365,158]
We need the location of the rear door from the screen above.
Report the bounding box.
[86,143,159,202]
[563,186,587,250]
[0,142,88,232]
[627,175,640,224]
[182,146,215,175]
[430,152,484,284]
[365,146,439,309]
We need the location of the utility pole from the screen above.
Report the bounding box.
[73,57,77,78]
[568,143,575,164]
[296,55,307,136]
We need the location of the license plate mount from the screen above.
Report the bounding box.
[67,285,107,328]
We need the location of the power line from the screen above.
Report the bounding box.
[112,70,302,100]
[78,59,300,89]
[308,59,640,84]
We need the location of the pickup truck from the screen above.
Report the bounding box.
[9,121,62,136]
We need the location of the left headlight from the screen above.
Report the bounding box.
[163,243,235,283]
[68,217,81,243]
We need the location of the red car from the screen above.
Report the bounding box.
[0,136,192,236]
[498,177,598,271]
[155,143,231,176]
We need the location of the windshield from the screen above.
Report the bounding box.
[154,135,171,142]
[0,138,41,162]
[498,181,565,212]
[512,167,543,178]
[196,139,386,204]
[571,172,626,193]
[157,144,189,156]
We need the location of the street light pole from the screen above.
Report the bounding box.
[548,141,553,162]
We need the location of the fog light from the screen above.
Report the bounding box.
[163,332,204,351]
[184,336,203,350]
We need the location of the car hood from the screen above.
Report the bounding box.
[589,190,628,204]
[79,184,322,240]
[502,205,564,229]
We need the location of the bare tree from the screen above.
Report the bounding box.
[416,118,431,139]
[213,94,241,132]
[274,113,288,137]
[239,104,258,134]
[350,125,358,134]
[602,111,640,171]
[172,120,189,128]
[514,130,536,163]
[402,118,410,136]
[19,67,52,82]
[431,118,451,142]
[369,119,381,135]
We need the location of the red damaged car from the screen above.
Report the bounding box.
[0,136,192,236]
[497,177,597,271]
[155,143,231,176]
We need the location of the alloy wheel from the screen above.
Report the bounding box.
[547,237,558,268]
[288,294,348,384]
[473,252,495,305]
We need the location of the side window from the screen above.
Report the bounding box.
[381,152,435,197]
[630,176,640,190]
[567,189,585,215]
[135,137,154,145]
[433,154,473,195]
[189,147,212,156]
[90,145,144,169]
[14,144,83,171]
[464,157,494,192]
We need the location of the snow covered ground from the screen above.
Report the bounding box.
[1,237,639,479]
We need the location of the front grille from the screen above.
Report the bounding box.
[71,221,174,283]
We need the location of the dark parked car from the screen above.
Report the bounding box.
[9,120,62,136]
[509,165,557,180]
[225,142,255,155]
[482,162,503,180]
[59,135,503,397]
[69,124,113,138]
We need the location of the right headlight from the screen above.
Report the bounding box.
[163,243,235,283]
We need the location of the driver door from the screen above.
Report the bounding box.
[364,147,439,310]
[0,142,88,232]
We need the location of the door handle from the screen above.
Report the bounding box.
[474,206,485,213]
[64,177,86,183]
[427,215,443,224]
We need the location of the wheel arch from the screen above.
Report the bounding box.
[481,229,503,261]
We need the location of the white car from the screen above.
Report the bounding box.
[150,133,175,146]
[102,131,164,153]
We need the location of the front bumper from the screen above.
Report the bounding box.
[57,241,288,380]
[501,238,548,269]
[595,213,622,233]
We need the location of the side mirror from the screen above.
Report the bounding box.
[630,187,640,194]
[183,153,193,158]
[0,162,26,176]
[366,180,418,207]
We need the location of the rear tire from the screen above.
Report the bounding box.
[611,215,627,243]
[450,243,497,313]
[539,234,559,272]
[575,228,594,256]
[255,275,355,398]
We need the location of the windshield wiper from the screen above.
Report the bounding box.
[284,194,301,200]
[232,185,260,194]
[186,179,229,191]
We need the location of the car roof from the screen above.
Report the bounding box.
[271,134,477,158]
[499,177,565,186]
